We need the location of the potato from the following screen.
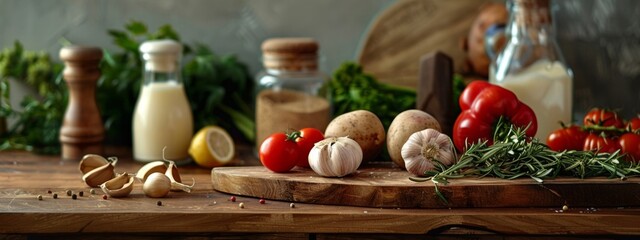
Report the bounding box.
[387,109,441,169]
[324,110,385,164]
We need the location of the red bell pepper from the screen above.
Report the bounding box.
[453,81,538,152]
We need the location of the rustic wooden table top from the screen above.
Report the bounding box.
[1,147,639,239]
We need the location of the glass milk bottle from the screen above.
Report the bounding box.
[133,40,193,163]
[489,0,573,141]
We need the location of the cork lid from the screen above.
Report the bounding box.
[513,0,552,25]
[261,38,318,71]
[139,39,182,72]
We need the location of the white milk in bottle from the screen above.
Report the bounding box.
[133,40,193,162]
[491,60,572,140]
[489,0,573,140]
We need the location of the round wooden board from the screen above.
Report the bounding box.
[211,165,640,209]
[358,0,500,88]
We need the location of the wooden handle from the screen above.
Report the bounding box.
[59,46,104,160]
[417,51,454,136]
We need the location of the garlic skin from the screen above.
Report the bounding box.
[143,172,171,198]
[308,137,363,177]
[81,158,117,188]
[401,129,457,176]
[100,172,134,198]
[165,160,194,193]
[135,161,167,181]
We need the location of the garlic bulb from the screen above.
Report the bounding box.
[308,137,363,177]
[401,129,456,176]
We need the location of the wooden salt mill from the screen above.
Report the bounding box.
[59,46,104,160]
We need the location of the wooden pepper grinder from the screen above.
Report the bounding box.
[59,46,104,160]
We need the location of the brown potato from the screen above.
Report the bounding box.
[324,110,385,164]
[387,109,441,169]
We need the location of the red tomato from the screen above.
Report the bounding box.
[619,133,640,163]
[583,133,620,154]
[259,133,299,173]
[626,116,640,132]
[546,125,587,151]
[294,128,325,168]
[583,108,624,129]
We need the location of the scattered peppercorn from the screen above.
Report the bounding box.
[72,194,77,200]
[157,200,162,206]
[66,190,72,196]
[562,205,569,211]
[102,195,108,200]
[37,195,43,200]
[53,193,58,199]
[229,196,236,202]
[259,199,266,204]
[79,191,84,197]
[90,189,96,195]
[290,203,295,208]
[47,190,52,194]
[239,202,245,208]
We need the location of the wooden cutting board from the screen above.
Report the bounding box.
[212,165,640,209]
[358,0,500,88]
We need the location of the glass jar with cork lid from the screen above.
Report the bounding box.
[255,38,331,151]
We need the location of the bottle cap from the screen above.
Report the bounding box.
[140,39,182,72]
[261,38,318,71]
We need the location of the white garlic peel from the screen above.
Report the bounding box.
[308,137,363,177]
[401,129,457,176]
[143,172,171,198]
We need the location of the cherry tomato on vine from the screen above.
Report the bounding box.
[259,133,299,173]
[626,116,640,132]
[583,108,624,129]
[546,125,587,151]
[294,128,325,168]
[583,133,620,154]
[619,133,640,163]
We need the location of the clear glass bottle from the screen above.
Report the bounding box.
[255,38,331,151]
[133,40,193,163]
[489,0,573,141]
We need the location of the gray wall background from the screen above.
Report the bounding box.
[1,0,639,120]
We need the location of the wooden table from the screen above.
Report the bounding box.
[1,148,639,239]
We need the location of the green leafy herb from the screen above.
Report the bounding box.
[0,41,65,154]
[328,62,416,129]
[1,21,255,153]
[411,124,640,204]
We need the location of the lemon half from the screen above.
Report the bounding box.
[189,126,235,168]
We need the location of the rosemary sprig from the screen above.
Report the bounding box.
[410,124,640,204]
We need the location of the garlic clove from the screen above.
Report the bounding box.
[81,160,116,188]
[79,154,109,175]
[165,161,194,192]
[100,172,134,198]
[143,172,171,198]
[135,161,167,181]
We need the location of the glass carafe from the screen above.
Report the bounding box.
[489,0,573,141]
